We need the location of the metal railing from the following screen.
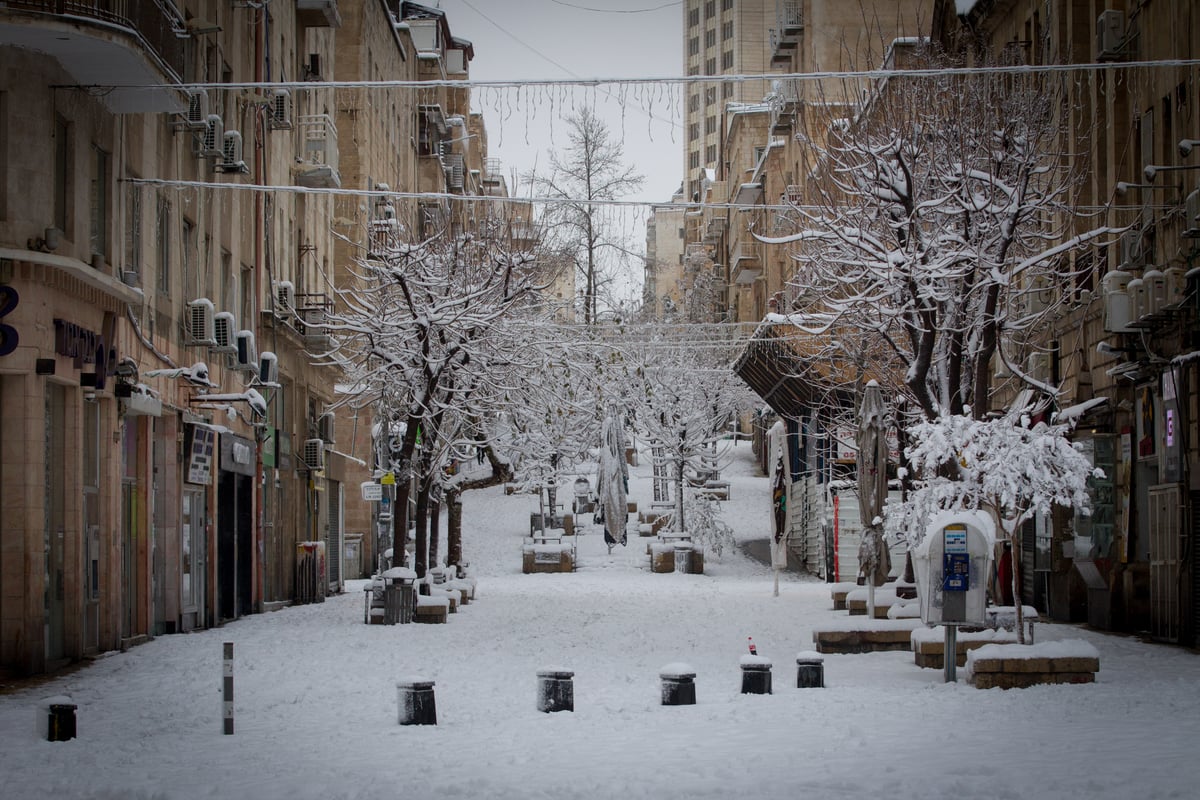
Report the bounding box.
[5,0,186,81]
[298,114,339,172]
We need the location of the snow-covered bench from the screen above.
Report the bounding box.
[966,640,1099,689]
[413,594,450,624]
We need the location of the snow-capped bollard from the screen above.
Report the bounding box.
[397,680,437,725]
[537,669,574,713]
[673,542,693,574]
[659,664,697,706]
[796,652,825,688]
[740,655,772,694]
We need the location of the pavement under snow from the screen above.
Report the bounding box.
[2,440,1198,800]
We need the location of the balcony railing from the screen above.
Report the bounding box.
[296,114,340,188]
[5,0,186,82]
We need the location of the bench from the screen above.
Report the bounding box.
[413,595,449,624]
[829,582,859,610]
[649,542,704,574]
[812,619,922,654]
[910,627,1019,669]
[522,543,574,574]
[966,640,1100,689]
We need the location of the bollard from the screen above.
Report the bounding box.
[673,543,693,574]
[659,665,697,706]
[223,642,234,735]
[45,705,77,743]
[397,680,437,725]
[740,656,773,695]
[795,652,825,688]
[537,670,575,713]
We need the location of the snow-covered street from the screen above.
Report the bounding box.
[2,441,1198,800]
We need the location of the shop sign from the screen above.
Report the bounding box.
[220,433,256,477]
[186,426,216,485]
[53,314,117,389]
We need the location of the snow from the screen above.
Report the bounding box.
[3,442,1200,798]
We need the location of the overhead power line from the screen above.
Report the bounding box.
[68,58,1200,93]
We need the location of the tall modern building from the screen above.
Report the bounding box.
[682,0,773,203]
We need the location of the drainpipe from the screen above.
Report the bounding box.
[252,5,267,612]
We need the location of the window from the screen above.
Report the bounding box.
[722,50,733,70]
[689,150,700,170]
[705,87,716,105]
[705,28,716,49]
[705,115,716,135]
[203,234,213,299]
[723,21,733,40]
[723,83,733,99]
[54,116,70,235]
[156,196,170,296]
[181,218,195,299]
[678,227,685,239]
[705,57,716,75]
[706,144,718,163]
[240,263,253,329]
[722,0,732,10]
[89,145,108,262]
[689,122,700,141]
[688,7,699,27]
[687,63,699,77]
[689,93,700,112]
[688,36,699,56]
[705,0,715,19]
[221,249,233,313]
[125,177,142,281]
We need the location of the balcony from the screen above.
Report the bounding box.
[731,241,762,285]
[295,114,341,189]
[770,0,803,64]
[0,0,187,112]
[296,0,341,28]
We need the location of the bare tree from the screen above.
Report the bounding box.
[532,107,645,325]
[772,52,1109,423]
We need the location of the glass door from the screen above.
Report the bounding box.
[181,488,207,631]
[82,399,100,653]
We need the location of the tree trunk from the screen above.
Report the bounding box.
[414,482,429,587]
[1011,532,1025,644]
[446,489,463,574]
[428,493,441,570]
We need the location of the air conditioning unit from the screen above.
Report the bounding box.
[234,330,259,372]
[1163,266,1187,308]
[177,89,209,130]
[443,153,464,190]
[211,311,237,353]
[1023,274,1056,316]
[197,114,224,158]
[1143,269,1166,315]
[258,351,279,386]
[217,131,249,174]
[274,280,295,316]
[1118,230,1145,269]
[186,299,216,346]
[268,89,293,130]
[299,306,332,351]
[303,438,326,471]
[1184,189,1200,238]
[1127,277,1147,320]
[1101,268,1133,333]
[317,411,335,445]
[1096,10,1125,61]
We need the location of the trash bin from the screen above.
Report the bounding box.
[381,567,417,625]
[660,665,697,706]
[536,669,575,713]
[674,542,693,574]
[38,696,77,741]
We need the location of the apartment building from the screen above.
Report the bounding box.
[0,0,500,677]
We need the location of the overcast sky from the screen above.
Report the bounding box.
[435,0,685,205]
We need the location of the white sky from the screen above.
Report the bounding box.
[435,0,685,204]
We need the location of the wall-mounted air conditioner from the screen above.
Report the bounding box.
[186,299,216,346]
[217,131,249,174]
[177,89,210,131]
[259,351,279,386]
[1184,189,1200,238]
[234,330,258,372]
[303,438,326,471]
[274,280,295,316]
[1163,266,1187,308]
[268,89,293,130]
[1118,230,1145,270]
[211,311,237,353]
[197,114,225,158]
[1101,269,1133,333]
[1096,10,1125,61]
[1143,269,1166,316]
[1126,277,1147,321]
[299,306,332,351]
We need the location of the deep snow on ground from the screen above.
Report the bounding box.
[2,440,1199,800]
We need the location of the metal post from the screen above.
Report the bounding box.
[223,642,234,734]
[944,625,957,683]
